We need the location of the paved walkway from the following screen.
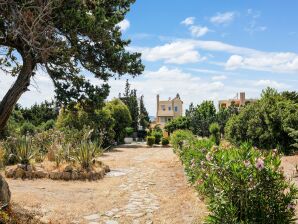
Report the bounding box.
[6,145,207,224]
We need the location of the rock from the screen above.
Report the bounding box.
[71,171,79,180]
[105,220,118,224]
[49,171,61,180]
[35,170,47,179]
[84,213,100,221]
[104,165,110,173]
[26,165,35,172]
[64,165,73,173]
[25,171,34,179]
[0,174,11,207]
[17,164,26,170]
[15,167,26,179]
[61,172,71,181]
[5,168,15,178]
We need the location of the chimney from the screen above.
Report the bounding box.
[156,94,160,119]
[240,92,245,106]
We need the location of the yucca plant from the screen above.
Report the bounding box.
[72,141,102,170]
[15,136,35,165]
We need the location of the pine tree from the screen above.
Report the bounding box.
[139,95,150,130]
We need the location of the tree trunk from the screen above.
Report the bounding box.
[0,56,35,132]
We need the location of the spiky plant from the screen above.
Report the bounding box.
[15,136,35,165]
[73,141,102,170]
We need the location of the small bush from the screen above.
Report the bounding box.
[20,122,36,136]
[125,127,134,137]
[170,130,195,152]
[209,122,220,145]
[15,136,35,165]
[161,137,169,146]
[152,131,162,144]
[147,136,155,147]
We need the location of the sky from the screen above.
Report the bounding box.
[1,0,298,116]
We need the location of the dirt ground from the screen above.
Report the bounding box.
[5,145,207,224]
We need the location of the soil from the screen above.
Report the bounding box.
[4,145,207,224]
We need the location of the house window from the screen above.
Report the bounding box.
[168,106,171,111]
[161,105,165,111]
[174,106,178,112]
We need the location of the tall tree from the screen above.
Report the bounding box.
[139,95,150,130]
[0,0,144,132]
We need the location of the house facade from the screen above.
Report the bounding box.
[155,94,183,127]
[218,92,257,109]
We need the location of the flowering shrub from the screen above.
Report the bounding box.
[170,130,195,153]
[171,133,298,223]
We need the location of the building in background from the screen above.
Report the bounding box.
[218,92,257,109]
[154,93,183,128]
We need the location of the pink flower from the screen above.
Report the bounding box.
[206,152,212,161]
[287,203,295,210]
[244,160,250,167]
[255,158,265,171]
[200,161,204,166]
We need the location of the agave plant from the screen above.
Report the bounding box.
[15,136,35,165]
[72,141,102,170]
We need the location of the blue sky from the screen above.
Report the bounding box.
[1,0,298,115]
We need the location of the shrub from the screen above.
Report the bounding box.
[146,136,155,147]
[170,130,195,152]
[72,141,102,170]
[209,122,220,145]
[20,122,36,136]
[161,137,169,146]
[15,136,35,165]
[152,131,162,144]
[41,119,55,131]
[125,127,134,137]
[172,139,298,223]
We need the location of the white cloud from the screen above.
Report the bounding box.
[210,12,236,25]
[190,25,210,37]
[117,19,130,32]
[181,17,195,26]
[0,70,55,108]
[212,75,227,81]
[245,9,267,35]
[225,53,298,73]
[133,39,298,73]
[254,79,288,89]
[130,40,206,64]
[107,66,225,115]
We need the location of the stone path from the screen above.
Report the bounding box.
[6,145,207,224]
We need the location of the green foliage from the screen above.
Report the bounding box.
[0,1,144,130]
[209,122,220,145]
[56,103,115,147]
[186,101,217,137]
[104,99,132,142]
[225,88,298,154]
[125,127,134,137]
[161,137,169,146]
[164,116,190,133]
[139,95,150,130]
[15,136,35,165]
[170,130,195,153]
[146,136,155,147]
[172,137,298,224]
[41,119,56,131]
[72,141,102,170]
[20,122,36,136]
[152,131,162,144]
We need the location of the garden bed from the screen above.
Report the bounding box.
[5,160,110,181]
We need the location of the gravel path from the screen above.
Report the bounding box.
[6,145,207,224]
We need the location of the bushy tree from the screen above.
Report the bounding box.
[164,116,190,133]
[139,95,150,130]
[0,0,144,132]
[104,99,132,143]
[209,122,220,145]
[120,80,139,132]
[186,101,216,137]
[225,88,298,154]
[56,103,115,146]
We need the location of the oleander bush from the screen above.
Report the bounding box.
[170,130,195,153]
[171,132,298,223]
